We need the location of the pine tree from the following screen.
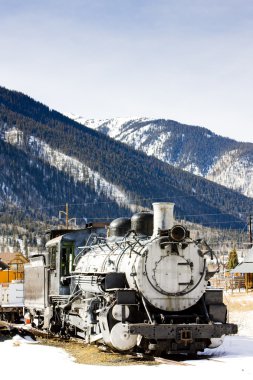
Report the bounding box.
[226,247,239,270]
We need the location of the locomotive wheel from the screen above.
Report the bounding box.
[110,322,137,351]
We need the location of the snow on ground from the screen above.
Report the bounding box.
[2,335,253,379]
[1,292,253,379]
[229,310,253,337]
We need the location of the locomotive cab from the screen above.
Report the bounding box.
[24,226,107,329]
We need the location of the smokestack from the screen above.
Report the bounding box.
[152,202,174,237]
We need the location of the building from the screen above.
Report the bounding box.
[231,247,253,290]
[0,252,29,283]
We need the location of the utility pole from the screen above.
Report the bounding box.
[249,215,252,244]
[59,203,69,229]
[65,203,69,230]
[59,203,76,229]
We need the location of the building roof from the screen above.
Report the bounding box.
[0,252,29,266]
[231,262,253,274]
[243,248,253,262]
[231,247,253,274]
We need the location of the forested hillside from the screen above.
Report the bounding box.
[1,85,253,229]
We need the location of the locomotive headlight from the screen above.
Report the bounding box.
[206,256,219,275]
[170,225,188,242]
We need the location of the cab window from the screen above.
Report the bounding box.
[49,246,57,270]
[61,243,74,277]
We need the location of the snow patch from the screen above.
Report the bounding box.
[4,128,24,146]
[183,163,202,176]
[84,117,153,139]
[206,150,253,197]
[27,136,130,206]
[2,127,131,208]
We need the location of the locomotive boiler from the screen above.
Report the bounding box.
[24,203,237,355]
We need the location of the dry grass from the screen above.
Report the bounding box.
[39,337,157,366]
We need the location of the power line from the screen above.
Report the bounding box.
[1,200,253,216]
[0,194,252,234]
[0,207,250,223]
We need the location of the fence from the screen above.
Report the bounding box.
[210,273,246,292]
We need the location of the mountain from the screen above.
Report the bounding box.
[71,116,253,198]
[1,86,253,229]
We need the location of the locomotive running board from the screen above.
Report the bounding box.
[127,323,238,340]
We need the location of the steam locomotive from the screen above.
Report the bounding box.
[24,203,237,355]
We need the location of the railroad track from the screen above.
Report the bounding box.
[154,357,194,366]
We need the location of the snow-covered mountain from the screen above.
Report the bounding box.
[70,116,253,198]
[2,85,253,229]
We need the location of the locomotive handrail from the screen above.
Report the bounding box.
[197,239,220,277]
[74,233,106,265]
[141,296,153,324]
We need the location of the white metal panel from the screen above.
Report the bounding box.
[0,282,24,307]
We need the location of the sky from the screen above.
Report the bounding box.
[0,0,253,142]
